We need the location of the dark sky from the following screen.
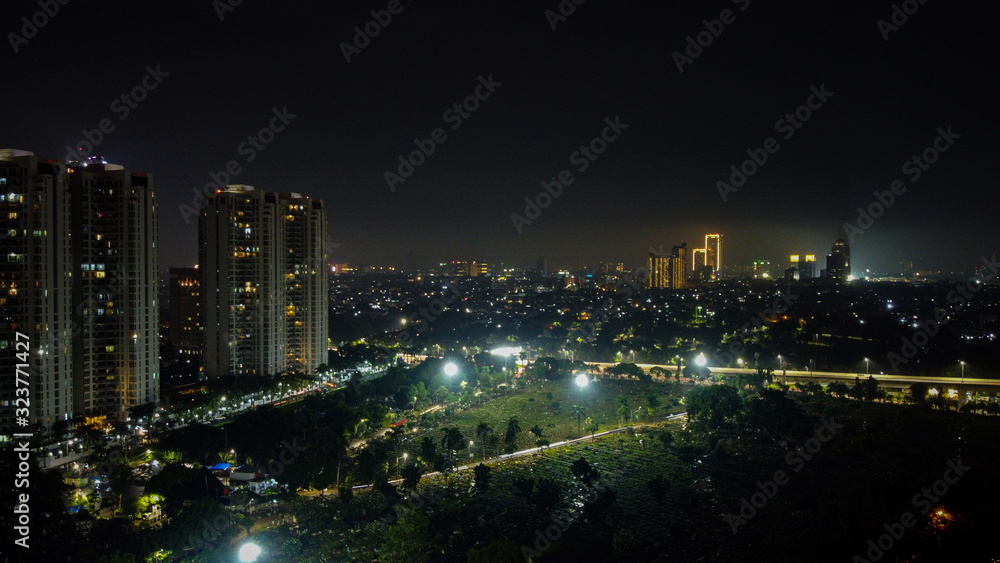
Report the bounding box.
[3,0,997,274]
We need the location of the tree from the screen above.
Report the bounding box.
[504,416,521,448]
[475,422,494,460]
[617,403,631,426]
[401,463,421,490]
[909,382,929,404]
[379,512,431,563]
[513,476,535,501]
[657,430,674,449]
[827,381,850,397]
[433,385,450,404]
[685,385,742,428]
[585,418,599,440]
[571,457,599,486]
[529,425,544,439]
[440,426,465,460]
[419,436,437,464]
[571,404,586,437]
[473,463,492,492]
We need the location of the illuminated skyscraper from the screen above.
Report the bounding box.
[669,243,687,289]
[790,254,816,280]
[169,266,201,355]
[705,234,722,273]
[70,160,160,422]
[200,186,328,379]
[0,150,74,433]
[692,248,706,272]
[648,251,669,289]
[826,239,851,282]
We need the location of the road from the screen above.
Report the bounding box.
[586,361,996,390]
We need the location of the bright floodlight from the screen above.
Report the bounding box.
[575,373,589,387]
[695,353,707,367]
[238,543,262,562]
[490,346,521,356]
[444,362,458,377]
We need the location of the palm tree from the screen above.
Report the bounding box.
[504,416,521,448]
[617,403,631,426]
[571,405,586,438]
[440,427,465,461]
[475,422,494,461]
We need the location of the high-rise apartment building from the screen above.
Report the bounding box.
[280,193,328,376]
[648,252,670,289]
[692,249,706,272]
[669,243,688,289]
[705,234,722,273]
[169,266,201,355]
[199,186,327,379]
[70,160,159,423]
[826,239,851,283]
[0,150,74,434]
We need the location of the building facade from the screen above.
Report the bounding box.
[0,150,74,434]
[200,186,327,379]
[70,161,160,422]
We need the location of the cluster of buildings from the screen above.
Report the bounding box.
[648,234,724,289]
[648,234,852,288]
[0,149,327,437]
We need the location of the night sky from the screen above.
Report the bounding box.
[3,0,997,274]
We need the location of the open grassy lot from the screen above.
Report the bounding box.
[400,376,683,462]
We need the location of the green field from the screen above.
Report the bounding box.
[399,377,683,463]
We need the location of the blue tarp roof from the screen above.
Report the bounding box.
[208,463,231,471]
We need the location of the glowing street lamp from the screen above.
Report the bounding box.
[444,362,458,377]
[238,542,261,562]
[695,353,707,367]
[960,361,965,383]
[575,373,589,387]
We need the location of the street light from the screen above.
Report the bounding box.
[865,358,870,375]
[574,373,589,387]
[444,362,458,377]
[960,361,965,383]
[238,542,262,562]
